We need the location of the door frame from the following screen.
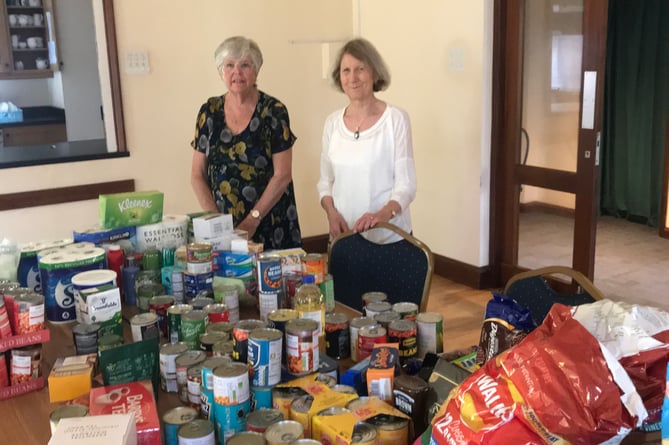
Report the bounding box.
[490,0,609,288]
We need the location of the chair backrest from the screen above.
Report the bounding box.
[327,222,434,313]
[503,265,603,325]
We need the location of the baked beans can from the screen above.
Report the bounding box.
[0,297,13,338]
[393,374,429,435]
[265,420,304,445]
[258,291,281,322]
[369,415,409,445]
[207,320,233,338]
[374,311,401,330]
[11,344,41,384]
[130,312,160,342]
[391,302,419,321]
[349,317,379,362]
[350,421,377,445]
[257,254,283,294]
[319,274,335,313]
[251,385,274,411]
[248,328,283,387]
[232,319,267,364]
[177,419,216,445]
[301,253,325,284]
[387,319,418,364]
[0,353,8,388]
[160,342,189,393]
[285,319,319,376]
[149,294,175,338]
[213,340,234,359]
[181,310,208,350]
[205,303,229,323]
[200,332,227,356]
[357,325,387,362]
[289,395,313,438]
[187,242,213,263]
[364,301,392,319]
[187,364,204,409]
[247,408,284,433]
[13,291,45,334]
[416,312,444,358]
[267,309,298,365]
[72,322,100,355]
[272,386,308,420]
[49,404,89,434]
[229,431,267,445]
[176,350,207,404]
[362,292,388,307]
[324,312,350,360]
[213,361,250,405]
[163,406,199,445]
[312,407,350,442]
[201,356,231,392]
[168,303,193,344]
[283,272,302,309]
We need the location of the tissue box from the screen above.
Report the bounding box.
[48,413,136,445]
[99,191,163,229]
[0,108,23,124]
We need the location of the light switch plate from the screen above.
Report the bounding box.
[125,50,150,74]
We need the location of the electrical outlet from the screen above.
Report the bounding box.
[125,51,150,74]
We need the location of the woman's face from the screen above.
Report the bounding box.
[339,53,375,101]
[220,55,257,94]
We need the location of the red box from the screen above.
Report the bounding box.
[89,380,160,445]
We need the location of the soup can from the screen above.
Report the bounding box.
[312,406,350,442]
[364,301,392,319]
[160,342,189,393]
[204,303,229,323]
[177,419,216,445]
[257,254,283,294]
[248,328,283,387]
[350,422,377,445]
[176,350,207,403]
[213,361,250,405]
[285,319,319,376]
[301,253,325,284]
[130,312,160,342]
[349,317,379,362]
[324,312,349,360]
[251,385,274,410]
[229,431,267,445]
[391,302,419,321]
[163,406,199,445]
[357,325,386,362]
[374,310,401,330]
[49,404,89,434]
[149,294,175,338]
[72,322,100,355]
[387,319,418,364]
[265,420,304,445]
[232,319,267,364]
[247,408,284,433]
[200,332,227,356]
[167,303,193,344]
[201,356,232,391]
[362,292,388,307]
[416,312,444,358]
[272,386,308,420]
[181,310,208,350]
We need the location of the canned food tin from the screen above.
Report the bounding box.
[187,364,203,409]
[258,291,281,322]
[357,325,387,362]
[168,303,193,344]
[369,415,409,445]
[177,419,216,445]
[72,322,100,355]
[264,420,304,445]
[290,440,321,445]
[213,361,250,405]
[268,309,298,365]
[187,259,213,275]
[13,292,45,334]
[315,373,337,388]
[201,356,232,391]
[200,386,215,423]
[200,332,227,356]
[176,350,207,403]
[272,386,308,420]
[324,312,350,360]
[181,310,208,350]
[289,395,313,438]
[416,312,444,358]
[187,242,213,263]
[364,301,392,319]
[301,253,325,284]
[285,319,319,376]
[387,319,418,364]
[232,319,267,363]
[283,272,301,309]
[374,311,401,329]
[391,302,419,321]
[214,399,251,443]
[190,294,215,311]
[11,344,40,384]
[393,374,429,434]
[49,404,89,434]
[97,333,123,351]
[251,385,274,411]
[136,282,166,312]
[149,294,175,338]
[130,312,160,342]
[319,274,335,313]
[247,408,284,433]
[257,254,283,293]
[332,384,357,395]
[229,431,267,445]
[204,303,229,323]
[216,284,240,323]
[163,406,199,445]
[312,406,350,442]
[362,291,388,306]
[350,421,377,445]
[0,297,12,338]
[212,340,234,359]
[345,396,372,412]
[349,317,379,362]
[160,342,189,393]
[184,271,214,302]
[248,328,283,387]
[206,321,233,338]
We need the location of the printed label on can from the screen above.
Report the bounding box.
[248,330,282,387]
[213,365,250,405]
[257,256,282,293]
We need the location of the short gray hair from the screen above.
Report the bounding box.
[214,36,263,74]
[331,38,391,93]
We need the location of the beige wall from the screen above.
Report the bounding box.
[0,0,493,268]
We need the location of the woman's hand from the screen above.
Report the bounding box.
[327,209,349,240]
[353,202,398,233]
[237,214,261,239]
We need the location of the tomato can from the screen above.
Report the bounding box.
[160,342,189,393]
[11,344,40,384]
[285,319,319,376]
[387,319,418,364]
[148,294,175,338]
[362,291,388,307]
[416,312,444,358]
[349,317,379,362]
[324,312,350,360]
[163,406,199,445]
[204,303,229,323]
[177,419,216,445]
[272,386,308,420]
[232,319,267,363]
[364,301,392,319]
[289,395,313,438]
[228,431,267,445]
[167,303,193,344]
[248,328,283,387]
[130,312,160,342]
[391,302,419,321]
[13,292,45,335]
[247,408,284,433]
[357,325,386,362]
[264,420,304,445]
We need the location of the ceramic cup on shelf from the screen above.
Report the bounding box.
[8,15,17,27]
[33,13,43,26]
[15,61,24,71]
[18,42,27,49]
[11,35,19,49]
[36,58,48,70]
[27,37,42,49]
[28,0,41,6]
[18,14,29,27]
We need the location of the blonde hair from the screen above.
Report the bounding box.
[214,36,263,74]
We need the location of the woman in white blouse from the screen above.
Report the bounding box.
[317,38,417,244]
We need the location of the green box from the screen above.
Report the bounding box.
[99,190,164,229]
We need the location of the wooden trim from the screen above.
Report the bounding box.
[302,234,329,256]
[434,253,494,290]
[516,165,578,194]
[102,0,126,153]
[0,179,135,211]
[661,115,669,238]
[520,201,575,218]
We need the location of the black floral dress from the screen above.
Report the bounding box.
[191,91,302,249]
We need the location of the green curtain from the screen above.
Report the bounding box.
[601,0,669,226]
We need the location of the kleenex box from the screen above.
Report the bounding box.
[99,191,163,229]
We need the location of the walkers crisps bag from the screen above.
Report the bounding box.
[430,303,647,445]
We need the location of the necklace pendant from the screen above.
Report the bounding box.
[354,130,360,140]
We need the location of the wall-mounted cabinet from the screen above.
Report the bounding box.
[0,0,57,79]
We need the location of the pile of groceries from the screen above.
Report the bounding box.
[0,190,456,445]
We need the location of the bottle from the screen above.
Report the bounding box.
[142,246,161,272]
[106,243,124,294]
[295,274,326,352]
[0,238,19,282]
[122,254,140,306]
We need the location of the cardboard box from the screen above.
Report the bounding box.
[48,413,136,445]
[48,354,97,402]
[192,213,234,239]
[425,356,472,424]
[366,343,399,404]
[99,191,164,229]
[89,380,160,445]
[75,285,123,337]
